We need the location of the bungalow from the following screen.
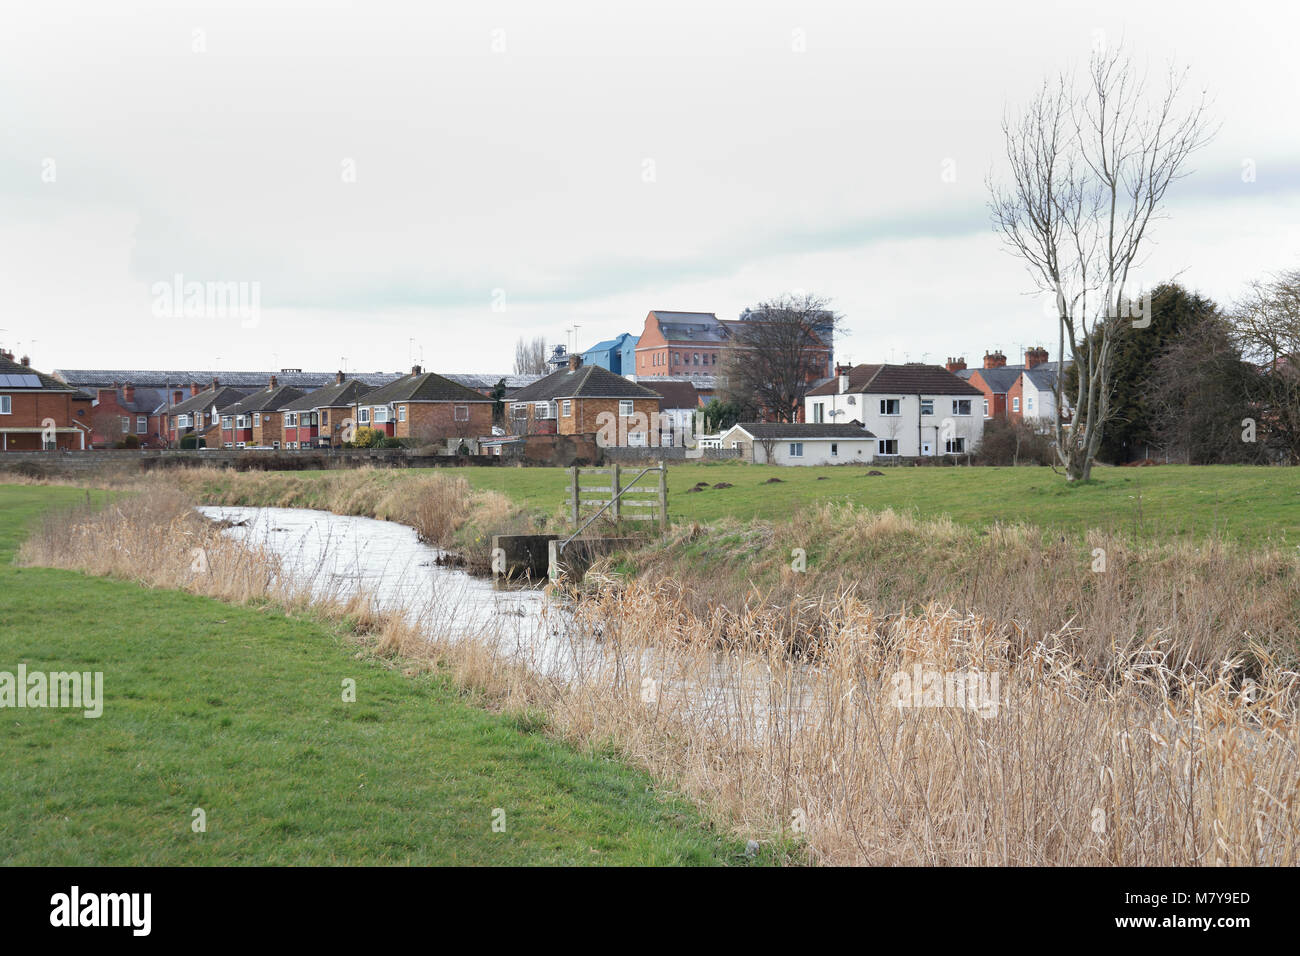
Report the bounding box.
[351,365,494,449]
[507,355,662,446]
[0,350,93,450]
[168,382,251,447]
[719,422,876,465]
[805,362,984,458]
[280,373,374,448]
[220,378,306,448]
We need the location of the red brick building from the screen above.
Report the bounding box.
[350,366,494,448]
[280,374,375,448]
[219,378,306,448]
[89,383,170,448]
[0,350,93,450]
[508,355,663,446]
[167,381,250,447]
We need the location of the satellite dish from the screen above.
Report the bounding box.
[846,396,856,405]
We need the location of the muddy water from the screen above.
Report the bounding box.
[198,505,809,720]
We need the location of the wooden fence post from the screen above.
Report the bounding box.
[611,462,621,524]
[658,461,668,532]
[570,466,579,526]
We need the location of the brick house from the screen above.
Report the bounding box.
[508,355,663,446]
[219,378,306,448]
[0,350,93,450]
[350,366,494,448]
[167,381,250,447]
[954,348,1067,425]
[280,373,375,448]
[90,383,170,448]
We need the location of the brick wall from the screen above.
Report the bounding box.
[396,401,494,444]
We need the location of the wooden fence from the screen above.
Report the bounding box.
[565,463,668,531]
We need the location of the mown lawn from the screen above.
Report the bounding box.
[0,484,747,865]
[455,462,1300,547]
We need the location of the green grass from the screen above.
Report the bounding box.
[0,485,752,865]
[455,463,1300,548]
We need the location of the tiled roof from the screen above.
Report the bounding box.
[650,311,730,344]
[1024,364,1062,391]
[729,422,876,440]
[509,364,663,401]
[281,380,374,412]
[97,386,170,414]
[54,369,403,390]
[360,372,493,406]
[806,363,982,397]
[0,355,82,392]
[225,385,307,415]
[443,373,542,392]
[169,386,252,416]
[968,366,1025,394]
[646,380,700,410]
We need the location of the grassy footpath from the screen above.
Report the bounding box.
[0,485,746,865]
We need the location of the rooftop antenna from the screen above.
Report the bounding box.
[341,356,349,373]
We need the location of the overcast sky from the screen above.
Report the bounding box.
[2,0,1297,376]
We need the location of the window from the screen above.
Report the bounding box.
[672,353,680,365]
[953,399,972,415]
[1026,396,1034,413]
[137,416,147,434]
[373,406,389,423]
[120,417,130,434]
[693,353,700,365]
[177,414,191,428]
[253,413,261,426]
[562,400,572,417]
[454,405,469,422]
[511,403,527,420]
[788,442,804,458]
[619,400,634,417]
[285,413,296,427]
[920,399,934,415]
[535,402,555,419]
[236,415,248,429]
[398,405,406,423]
[0,396,11,414]
[830,443,838,457]
[880,398,901,416]
[321,410,329,425]
[273,441,280,449]
[983,400,989,418]
[1012,397,1020,412]
[813,402,824,423]
[878,438,899,456]
[945,437,966,454]
[627,431,647,447]
[222,416,233,429]
[359,407,371,424]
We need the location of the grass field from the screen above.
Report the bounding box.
[459,462,1300,547]
[0,485,748,865]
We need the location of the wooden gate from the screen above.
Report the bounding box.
[565,463,668,532]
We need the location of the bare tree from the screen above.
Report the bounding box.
[1232,269,1300,461]
[988,48,1214,480]
[513,336,549,376]
[720,293,842,422]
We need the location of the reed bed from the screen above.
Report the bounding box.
[20,490,1300,866]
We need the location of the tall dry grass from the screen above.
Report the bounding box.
[20,491,1300,865]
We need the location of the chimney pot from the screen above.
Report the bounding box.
[411,364,422,375]
[269,375,277,388]
[19,355,30,367]
[568,354,582,371]
[983,351,1007,369]
[336,370,345,385]
[1025,347,1049,369]
[945,356,967,373]
[190,381,200,397]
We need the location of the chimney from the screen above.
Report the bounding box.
[945,356,967,373]
[19,355,30,367]
[0,348,12,361]
[568,354,582,371]
[336,370,345,385]
[268,375,277,388]
[411,364,422,375]
[189,381,200,397]
[209,377,219,391]
[983,350,1007,369]
[174,389,183,405]
[838,372,850,393]
[1025,346,1049,369]
[834,362,854,377]
[123,382,135,404]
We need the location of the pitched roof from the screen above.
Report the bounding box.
[169,386,252,416]
[282,379,374,411]
[98,386,169,414]
[509,363,663,401]
[225,385,307,415]
[1023,364,1062,391]
[806,363,982,397]
[646,380,700,410]
[359,371,492,406]
[648,311,731,344]
[967,365,1025,394]
[443,373,541,392]
[0,354,85,394]
[53,369,404,390]
[728,422,876,440]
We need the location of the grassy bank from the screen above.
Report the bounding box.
[171,462,1300,549]
[0,484,751,865]
[19,482,1298,866]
